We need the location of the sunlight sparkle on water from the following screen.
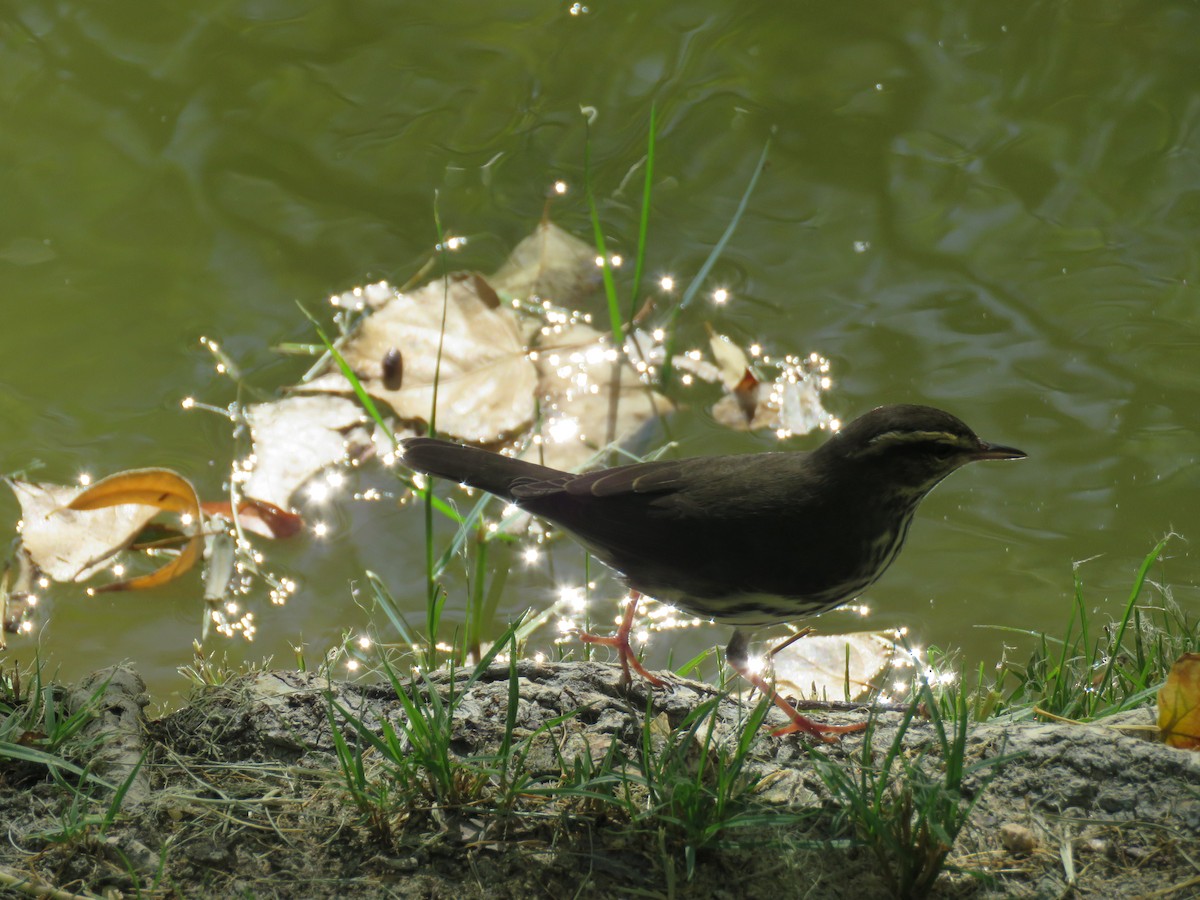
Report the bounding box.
[548,416,580,444]
[312,522,329,538]
[78,472,92,487]
[659,275,675,292]
[553,180,568,194]
[522,546,541,566]
[712,288,729,305]
[558,585,587,612]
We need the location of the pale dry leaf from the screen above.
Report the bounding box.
[707,330,751,390]
[771,631,897,702]
[303,273,538,444]
[67,468,204,592]
[522,321,673,473]
[489,221,600,305]
[8,480,159,583]
[242,395,375,510]
[711,369,831,435]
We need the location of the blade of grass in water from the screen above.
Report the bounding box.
[628,102,656,324]
[422,192,454,647]
[584,115,624,351]
[661,133,772,388]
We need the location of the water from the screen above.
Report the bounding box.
[3,1,1198,705]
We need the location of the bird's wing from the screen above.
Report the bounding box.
[563,459,687,497]
[507,459,686,500]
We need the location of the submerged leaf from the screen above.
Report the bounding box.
[489,221,600,306]
[200,498,303,540]
[771,631,898,702]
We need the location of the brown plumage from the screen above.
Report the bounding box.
[401,404,1024,738]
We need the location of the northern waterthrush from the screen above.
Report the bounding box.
[400,404,1025,738]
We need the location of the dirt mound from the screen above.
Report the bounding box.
[0,662,1196,898]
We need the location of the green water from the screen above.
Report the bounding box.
[3,1,1198,703]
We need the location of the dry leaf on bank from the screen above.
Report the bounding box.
[1158,652,1200,750]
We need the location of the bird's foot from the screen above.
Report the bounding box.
[576,593,665,688]
[730,655,864,742]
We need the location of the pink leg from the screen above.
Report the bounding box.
[726,629,865,741]
[578,592,665,687]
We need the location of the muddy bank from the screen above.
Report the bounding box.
[1,661,1197,899]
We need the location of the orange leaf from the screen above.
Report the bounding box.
[67,468,204,592]
[91,535,202,593]
[68,468,202,515]
[1158,652,1200,750]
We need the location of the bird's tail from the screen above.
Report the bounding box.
[399,437,561,502]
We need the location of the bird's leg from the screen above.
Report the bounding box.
[577,591,665,688]
[725,629,865,741]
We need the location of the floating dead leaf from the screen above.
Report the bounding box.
[302,273,538,444]
[707,329,752,390]
[771,631,898,702]
[67,468,203,592]
[1158,652,1200,750]
[9,479,161,583]
[523,321,673,472]
[241,395,376,510]
[712,364,831,435]
[489,221,600,306]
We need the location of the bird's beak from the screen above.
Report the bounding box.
[973,441,1026,461]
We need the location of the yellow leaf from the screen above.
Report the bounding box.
[91,536,203,593]
[67,468,203,592]
[67,468,202,515]
[1158,652,1200,750]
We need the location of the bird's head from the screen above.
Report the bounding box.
[819,404,1026,495]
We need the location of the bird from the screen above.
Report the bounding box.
[399,404,1025,739]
